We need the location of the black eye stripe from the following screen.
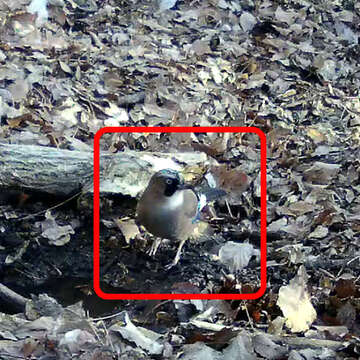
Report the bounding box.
[163,177,180,196]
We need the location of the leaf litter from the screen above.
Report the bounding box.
[0,0,359,358]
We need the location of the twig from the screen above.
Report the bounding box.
[0,282,29,313]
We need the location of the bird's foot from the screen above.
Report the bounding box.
[165,258,178,271]
[164,238,186,270]
[147,238,162,257]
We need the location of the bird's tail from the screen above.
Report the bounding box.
[201,188,227,202]
[195,188,226,215]
[193,187,226,222]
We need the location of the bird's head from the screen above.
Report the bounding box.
[148,169,186,197]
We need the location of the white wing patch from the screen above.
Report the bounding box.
[198,194,207,211]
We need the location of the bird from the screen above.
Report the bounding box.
[136,169,225,269]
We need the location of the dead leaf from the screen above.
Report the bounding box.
[277,266,317,332]
[115,218,140,244]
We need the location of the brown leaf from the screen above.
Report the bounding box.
[335,279,357,298]
[6,113,32,128]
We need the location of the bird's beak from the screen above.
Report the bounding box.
[177,183,194,190]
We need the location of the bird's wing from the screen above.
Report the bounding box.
[183,189,199,219]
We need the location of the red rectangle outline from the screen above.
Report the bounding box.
[93,127,266,300]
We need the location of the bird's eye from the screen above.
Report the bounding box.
[165,179,173,185]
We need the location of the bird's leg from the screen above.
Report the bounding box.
[165,238,187,270]
[225,199,237,219]
[148,237,162,257]
[205,204,224,221]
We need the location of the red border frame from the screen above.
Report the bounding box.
[93,127,267,300]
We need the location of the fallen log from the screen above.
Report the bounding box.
[0,143,207,197]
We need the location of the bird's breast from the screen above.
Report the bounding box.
[137,191,193,240]
[161,191,185,211]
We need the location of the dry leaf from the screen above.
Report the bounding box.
[115,218,140,244]
[277,266,317,332]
